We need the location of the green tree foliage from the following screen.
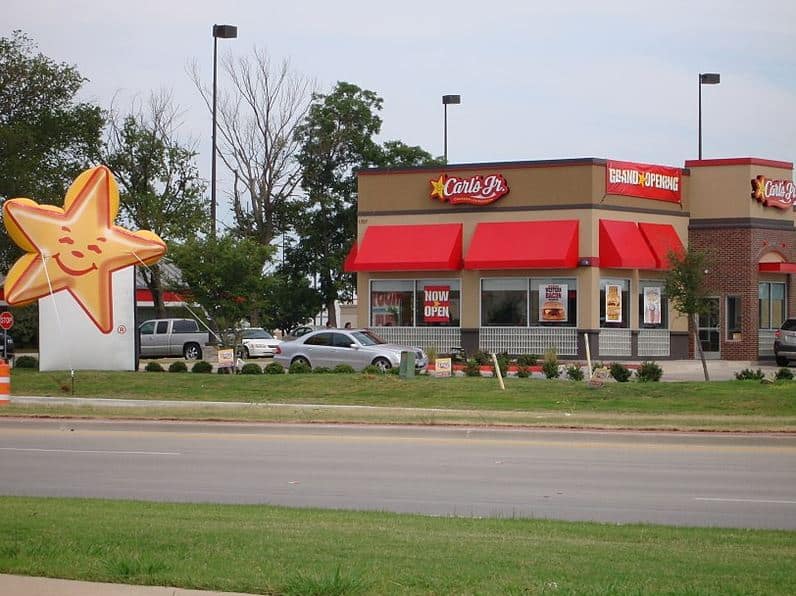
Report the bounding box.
[0,31,104,272]
[169,234,272,335]
[664,248,713,381]
[290,82,440,325]
[262,272,323,335]
[102,92,207,318]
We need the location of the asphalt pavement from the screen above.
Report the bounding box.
[0,575,257,595]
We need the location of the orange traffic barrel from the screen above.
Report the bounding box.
[0,359,9,405]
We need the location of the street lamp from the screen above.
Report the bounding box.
[698,72,720,160]
[442,94,461,164]
[211,24,238,237]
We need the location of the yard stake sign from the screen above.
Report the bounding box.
[2,166,167,371]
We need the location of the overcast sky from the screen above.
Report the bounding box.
[6,0,796,219]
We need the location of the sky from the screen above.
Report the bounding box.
[6,0,796,222]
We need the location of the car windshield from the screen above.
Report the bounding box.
[351,330,386,346]
[242,329,273,339]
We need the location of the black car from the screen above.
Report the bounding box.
[1,333,14,360]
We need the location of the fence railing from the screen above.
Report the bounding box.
[372,327,461,353]
[479,327,578,356]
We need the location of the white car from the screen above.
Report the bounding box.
[274,328,427,372]
[238,328,281,358]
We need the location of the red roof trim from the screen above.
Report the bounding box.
[684,157,793,169]
[463,220,579,270]
[759,262,796,273]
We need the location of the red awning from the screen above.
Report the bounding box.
[759,262,796,273]
[464,220,579,269]
[347,223,463,271]
[599,220,657,269]
[638,223,685,269]
[343,244,358,273]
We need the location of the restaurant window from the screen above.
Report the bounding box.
[415,280,460,327]
[638,281,668,329]
[600,278,630,328]
[481,278,528,326]
[370,280,414,327]
[759,282,786,329]
[530,278,577,327]
[726,296,742,339]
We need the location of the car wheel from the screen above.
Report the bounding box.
[373,357,392,372]
[776,355,789,367]
[292,356,311,369]
[241,346,250,359]
[183,343,202,360]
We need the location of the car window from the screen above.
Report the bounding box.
[331,332,353,348]
[243,329,272,339]
[173,320,199,333]
[139,322,155,335]
[304,332,331,346]
[156,321,169,334]
[781,319,796,331]
[351,330,386,346]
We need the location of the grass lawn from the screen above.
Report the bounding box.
[0,496,794,595]
[5,369,796,431]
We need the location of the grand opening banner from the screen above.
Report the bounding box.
[606,160,682,203]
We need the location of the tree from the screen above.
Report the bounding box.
[190,49,313,245]
[169,234,273,337]
[664,248,713,381]
[261,272,323,335]
[102,91,207,318]
[0,30,104,272]
[378,140,443,169]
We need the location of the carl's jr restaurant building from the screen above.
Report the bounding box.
[345,157,796,361]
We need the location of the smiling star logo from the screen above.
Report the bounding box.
[3,166,167,333]
[430,175,446,201]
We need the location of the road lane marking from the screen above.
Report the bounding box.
[0,447,180,456]
[695,497,796,505]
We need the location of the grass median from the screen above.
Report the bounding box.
[0,496,794,595]
[4,369,796,431]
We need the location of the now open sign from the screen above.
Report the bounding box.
[423,286,450,323]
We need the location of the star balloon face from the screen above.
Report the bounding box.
[3,166,167,333]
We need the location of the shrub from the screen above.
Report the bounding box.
[425,346,438,364]
[775,367,794,381]
[473,351,492,365]
[516,354,539,367]
[636,361,663,382]
[289,360,312,374]
[542,348,559,379]
[333,364,355,374]
[144,361,165,372]
[240,363,262,375]
[168,361,188,373]
[264,361,284,375]
[566,365,584,381]
[13,355,38,369]
[192,360,213,374]
[464,358,481,377]
[735,368,765,381]
[516,365,529,378]
[362,364,383,375]
[609,362,632,382]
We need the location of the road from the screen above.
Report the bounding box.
[0,419,794,529]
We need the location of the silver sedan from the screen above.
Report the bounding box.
[274,328,427,372]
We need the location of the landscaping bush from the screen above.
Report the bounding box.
[13,355,38,369]
[264,361,284,375]
[542,348,560,379]
[333,364,355,374]
[516,365,529,378]
[636,361,663,382]
[464,358,481,377]
[289,360,312,374]
[191,360,213,374]
[312,367,332,374]
[775,367,794,380]
[240,363,262,375]
[472,351,492,365]
[168,361,188,373]
[362,364,383,375]
[566,365,584,381]
[735,368,765,381]
[609,362,632,382]
[144,361,165,372]
[516,354,539,367]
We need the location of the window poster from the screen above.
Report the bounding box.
[423,285,450,323]
[605,284,623,323]
[643,286,662,325]
[539,283,567,322]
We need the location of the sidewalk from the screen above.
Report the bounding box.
[0,575,258,596]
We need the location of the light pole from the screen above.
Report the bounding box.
[442,94,461,164]
[211,24,238,237]
[698,73,720,160]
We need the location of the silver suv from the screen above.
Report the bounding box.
[139,318,209,360]
[773,319,796,366]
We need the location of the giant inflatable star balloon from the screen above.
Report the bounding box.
[3,166,167,333]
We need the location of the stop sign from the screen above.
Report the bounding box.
[0,311,13,331]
